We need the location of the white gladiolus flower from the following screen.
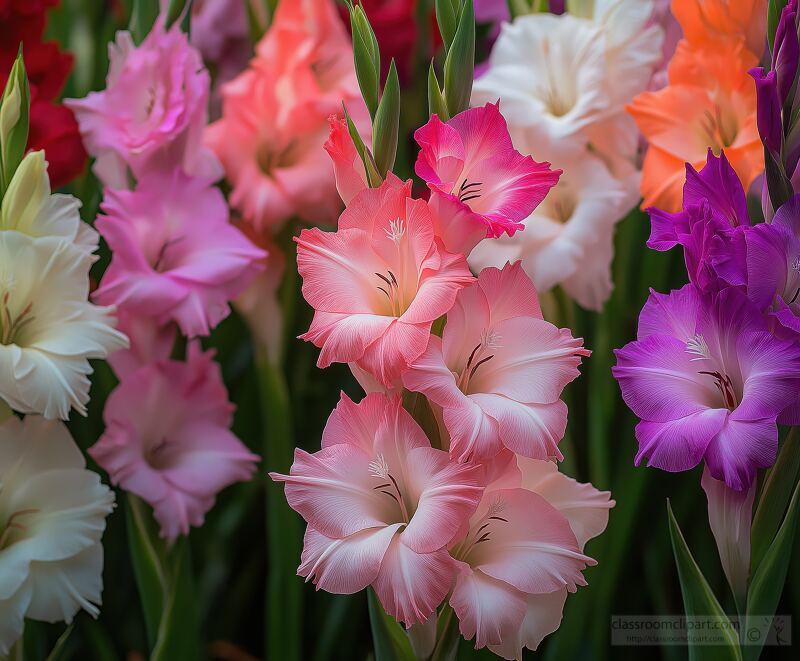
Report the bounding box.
[0,151,99,258]
[0,232,128,419]
[0,416,115,654]
[469,144,638,311]
[473,14,611,143]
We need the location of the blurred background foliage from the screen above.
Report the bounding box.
[20,0,799,659]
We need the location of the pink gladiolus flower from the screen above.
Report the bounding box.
[92,171,266,338]
[403,262,589,463]
[106,309,176,379]
[296,175,475,387]
[414,103,561,254]
[205,0,368,230]
[66,19,220,187]
[448,452,613,657]
[270,392,484,625]
[90,344,259,540]
[324,114,369,205]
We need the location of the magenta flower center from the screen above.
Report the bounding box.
[685,334,742,411]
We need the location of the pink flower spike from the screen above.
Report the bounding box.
[66,19,220,187]
[296,175,475,387]
[414,103,561,246]
[93,171,266,338]
[270,392,484,625]
[324,114,369,205]
[403,262,589,463]
[90,344,260,541]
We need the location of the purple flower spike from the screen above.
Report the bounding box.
[613,284,800,491]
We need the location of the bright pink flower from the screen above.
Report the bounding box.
[93,170,266,338]
[206,0,368,231]
[324,114,369,205]
[270,392,484,625]
[448,453,612,657]
[90,344,259,540]
[296,175,475,387]
[414,103,561,254]
[403,262,588,463]
[66,20,219,187]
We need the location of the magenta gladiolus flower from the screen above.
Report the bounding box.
[614,284,800,491]
[93,170,265,338]
[448,452,611,657]
[296,175,474,387]
[90,344,259,540]
[403,262,588,463]
[648,150,751,291]
[414,103,560,254]
[270,393,484,625]
[66,19,220,187]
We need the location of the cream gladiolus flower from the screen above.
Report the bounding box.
[0,415,115,654]
[0,151,99,257]
[469,144,637,311]
[0,233,127,419]
[0,151,127,419]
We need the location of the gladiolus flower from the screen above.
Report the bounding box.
[414,103,561,254]
[92,170,266,338]
[613,284,800,491]
[270,392,484,625]
[0,415,115,655]
[66,20,220,188]
[468,145,637,310]
[672,0,767,56]
[324,114,369,206]
[0,233,127,419]
[403,262,588,463]
[628,31,763,212]
[90,344,259,541]
[296,175,474,387]
[448,452,612,657]
[206,0,368,230]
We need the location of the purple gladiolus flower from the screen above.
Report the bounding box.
[750,68,783,155]
[613,284,800,491]
[648,150,750,291]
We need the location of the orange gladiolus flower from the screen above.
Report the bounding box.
[627,0,766,212]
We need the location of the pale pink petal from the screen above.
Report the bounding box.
[298,525,401,594]
[443,398,503,463]
[450,565,526,649]
[302,311,393,369]
[465,489,593,594]
[487,589,568,659]
[401,447,484,553]
[373,537,456,626]
[270,445,395,538]
[321,391,391,451]
[427,191,489,256]
[517,458,614,549]
[357,320,433,387]
[477,262,542,323]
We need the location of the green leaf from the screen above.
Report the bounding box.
[367,588,416,661]
[125,495,167,647]
[350,5,381,118]
[427,61,449,121]
[744,480,800,661]
[764,145,794,212]
[0,50,29,201]
[151,538,201,661]
[45,624,75,661]
[343,102,381,187]
[768,0,790,52]
[435,0,458,51]
[129,0,160,44]
[666,500,742,661]
[751,428,800,571]
[372,60,400,176]
[443,0,475,117]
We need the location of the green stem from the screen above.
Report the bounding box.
[260,356,302,661]
[430,604,458,661]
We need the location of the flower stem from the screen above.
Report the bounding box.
[259,356,302,661]
[430,604,459,661]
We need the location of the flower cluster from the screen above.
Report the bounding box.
[275,96,613,657]
[628,0,765,212]
[468,0,667,310]
[614,150,800,492]
[206,0,369,232]
[68,17,262,540]
[0,0,87,187]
